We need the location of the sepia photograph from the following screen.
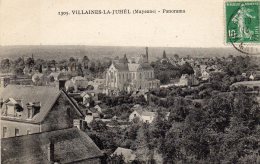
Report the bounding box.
[1,0,260,164]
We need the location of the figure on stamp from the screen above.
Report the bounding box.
[232,3,255,39]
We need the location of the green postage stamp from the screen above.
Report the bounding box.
[226,1,260,43]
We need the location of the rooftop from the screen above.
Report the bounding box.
[1,127,103,164]
[112,147,136,162]
[0,85,83,123]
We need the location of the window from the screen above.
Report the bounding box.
[15,128,19,136]
[134,114,136,117]
[3,127,7,138]
[28,107,33,119]
[27,130,31,135]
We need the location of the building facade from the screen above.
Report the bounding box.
[0,85,84,138]
[105,48,160,95]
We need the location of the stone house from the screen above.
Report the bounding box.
[0,85,85,138]
[177,74,199,86]
[129,110,156,123]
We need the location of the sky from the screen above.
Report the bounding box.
[0,0,234,47]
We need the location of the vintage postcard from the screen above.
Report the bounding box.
[0,0,260,163]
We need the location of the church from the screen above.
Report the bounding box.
[105,47,160,95]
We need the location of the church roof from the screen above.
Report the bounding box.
[112,62,153,72]
[139,63,153,70]
[113,63,129,71]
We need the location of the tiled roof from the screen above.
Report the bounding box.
[139,63,153,70]
[0,85,83,123]
[128,63,140,72]
[113,62,153,72]
[113,63,129,71]
[1,127,103,164]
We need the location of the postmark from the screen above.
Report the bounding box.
[225,1,260,55]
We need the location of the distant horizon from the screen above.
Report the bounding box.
[0,45,251,61]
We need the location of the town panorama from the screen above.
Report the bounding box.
[0,46,260,163]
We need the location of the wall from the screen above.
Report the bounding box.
[129,111,140,122]
[0,120,40,138]
[41,92,82,132]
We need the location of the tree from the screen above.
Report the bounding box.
[206,92,233,133]
[82,56,89,69]
[163,50,167,58]
[174,54,179,60]
[169,97,191,122]
[180,62,194,75]
[89,120,107,132]
[0,59,11,72]
[49,76,55,82]
[183,107,210,160]
[89,61,96,73]
[26,57,35,68]
[107,154,125,164]
[134,123,152,162]
[150,110,171,148]
[162,123,185,162]
[77,63,83,76]
[39,64,43,73]
[157,72,170,84]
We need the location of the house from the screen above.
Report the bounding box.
[111,147,136,163]
[0,76,10,88]
[241,72,247,77]
[81,92,92,106]
[1,127,103,164]
[32,73,45,83]
[249,71,260,80]
[129,104,170,123]
[129,110,156,123]
[65,76,89,93]
[200,70,210,81]
[0,85,85,138]
[176,74,199,86]
[85,107,102,124]
[71,76,88,89]
[47,72,61,81]
[132,89,150,101]
[80,90,101,105]
[92,78,106,90]
[178,58,186,65]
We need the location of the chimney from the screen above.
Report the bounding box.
[145,47,149,63]
[47,141,55,162]
[27,102,40,119]
[57,80,66,90]
[0,98,3,108]
[73,119,85,130]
